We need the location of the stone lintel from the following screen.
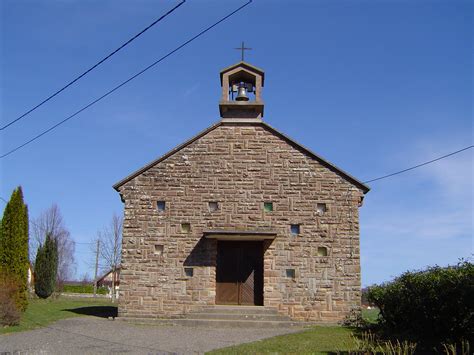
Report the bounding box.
[204,230,277,240]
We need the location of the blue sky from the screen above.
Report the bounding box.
[1,0,472,286]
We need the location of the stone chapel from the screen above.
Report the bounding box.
[113,60,370,323]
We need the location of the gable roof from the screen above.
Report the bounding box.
[113,121,370,194]
[220,61,265,86]
[96,265,121,284]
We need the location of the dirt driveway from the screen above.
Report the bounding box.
[0,316,301,354]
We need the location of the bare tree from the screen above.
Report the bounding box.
[80,272,91,285]
[30,204,76,286]
[95,214,122,301]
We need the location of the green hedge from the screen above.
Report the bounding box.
[62,284,108,295]
[367,260,473,346]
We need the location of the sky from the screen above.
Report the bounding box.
[1,0,472,286]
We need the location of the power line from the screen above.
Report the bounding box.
[0,0,186,131]
[0,197,7,204]
[0,0,253,159]
[363,145,473,184]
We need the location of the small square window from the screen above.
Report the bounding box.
[181,223,191,233]
[184,267,194,277]
[316,203,327,216]
[209,202,219,212]
[317,246,328,257]
[157,201,166,212]
[290,224,300,235]
[264,202,273,212]
[154,244,164,256]
[286,269,295,278]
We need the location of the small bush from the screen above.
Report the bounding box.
[367,260,473,348]
[342,308,368,328]
[351,331,417,355]
[0,273,21,326]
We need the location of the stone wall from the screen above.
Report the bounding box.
[117,122,364,322]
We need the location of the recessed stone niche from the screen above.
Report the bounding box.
[181,223,191,233]
[316,203,327,216]
[157,201,166,212]
[154,244,164,256]
[209,202,219,212]
[290,224,300,235]
[317,246,328,257]
[264,202,273,212]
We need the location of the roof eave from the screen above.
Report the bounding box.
[260,122,370,194]
[112,121,223,191]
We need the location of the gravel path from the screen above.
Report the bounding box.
[0,317,302,354]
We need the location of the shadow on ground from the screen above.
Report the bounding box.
[64,306,118,318]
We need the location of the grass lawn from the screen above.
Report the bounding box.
[208,326,356,354]
[209,309,380,354]
[0,296,116,335]
[62,284,108,295]
[362,307,380,324]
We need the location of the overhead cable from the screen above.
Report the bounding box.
[0,1,253,159]
[0,0,186,131]
[363,145,473,183]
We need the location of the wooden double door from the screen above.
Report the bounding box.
[216,241,264,306]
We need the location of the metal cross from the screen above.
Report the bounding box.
[234,41,252,61]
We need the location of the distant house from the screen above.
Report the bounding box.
[96,266,121,298]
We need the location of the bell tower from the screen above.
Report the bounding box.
[219,61,265,121]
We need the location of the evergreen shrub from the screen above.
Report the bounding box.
[34,234,58,299]
[0,186,29,312]
[367,260,473,346]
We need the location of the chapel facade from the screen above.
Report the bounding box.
[113,61,370,322]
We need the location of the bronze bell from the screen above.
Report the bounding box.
[235,84,249,101]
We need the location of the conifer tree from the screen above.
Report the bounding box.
[34,233,58,299]
[0,186,29,311]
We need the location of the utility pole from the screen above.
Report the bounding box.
[112,241,118,303]
[93,240,100,297]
